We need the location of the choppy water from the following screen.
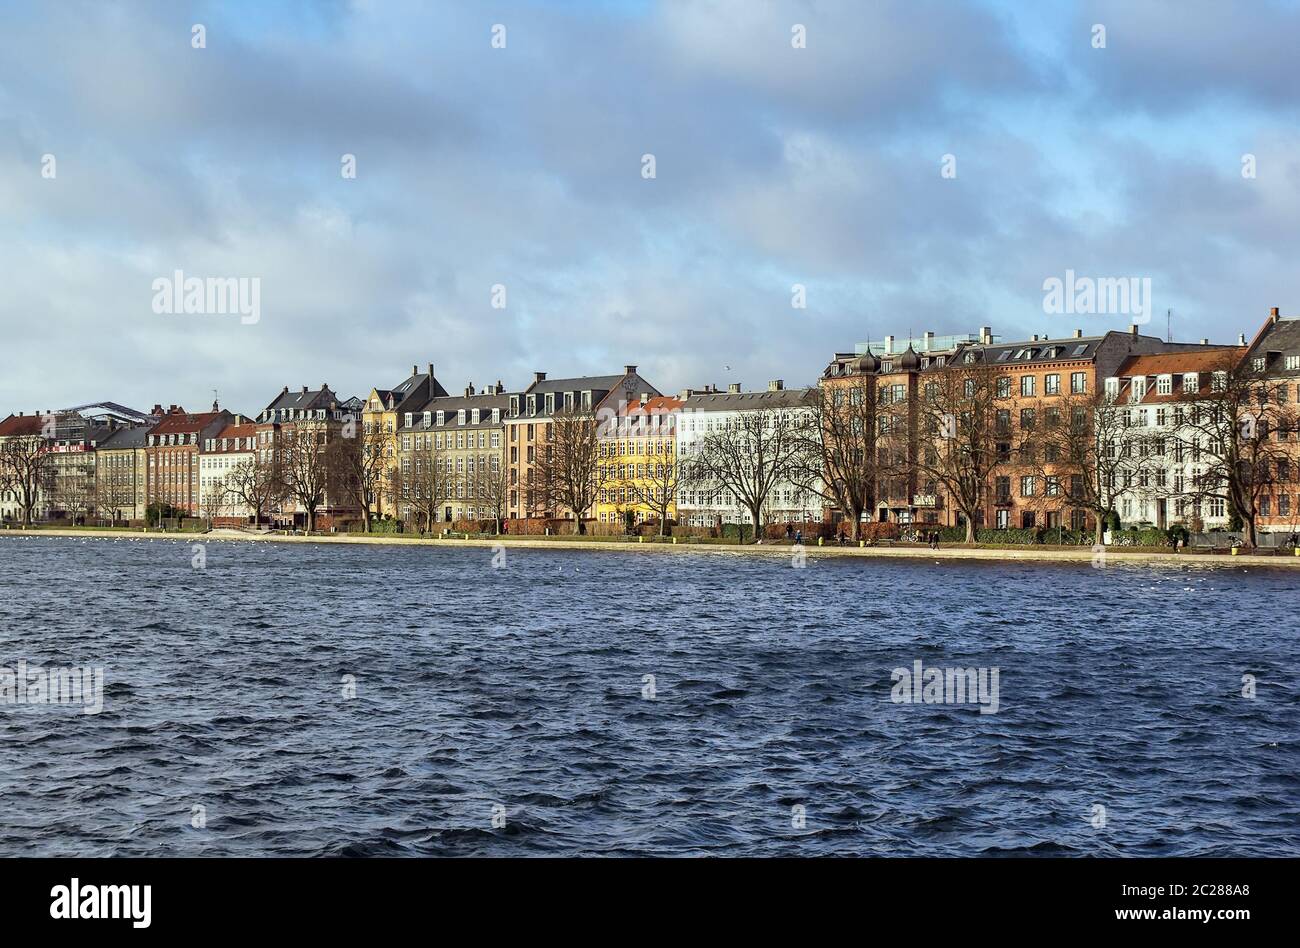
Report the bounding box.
[0,534,1296,856]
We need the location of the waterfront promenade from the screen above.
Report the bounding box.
[3,527,1297,568]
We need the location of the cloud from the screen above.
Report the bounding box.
[0,0,1295,414]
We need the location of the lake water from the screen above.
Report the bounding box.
[0,534,1296,856]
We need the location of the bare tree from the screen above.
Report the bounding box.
[793,374,879,540]
[199,483,228,528]
[278,425,332,532]
[225,451,284,527]
[1174,357,1298,547]
[905,360,1001,543]
[534,408,601,534]
[614,449,680,536]
[474,456,509,534]
[1023,390,1149,544]
[0,433,54,526]
[44,453,95,523]
[95,461,137,525]
[681,407,805,540]
[395,439,452,533]
[326,425,388,532]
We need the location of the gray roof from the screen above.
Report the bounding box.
[263,385,352,412]
[960,336,1107,365]
[400,391,514,430]
[1247,317,1300,374]
[683,388,813,411]
[97,426,150,450]
[528,374,626,395]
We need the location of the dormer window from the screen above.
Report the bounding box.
[491,408,500,424]
[423,411,432,427]
[471,409,480,424]
[1212,371,1228,391]
[1105,378,1119,399]
[405,413,413,428]
[436,410,445,426]
[1156,375,1172,395]
[881,361,894,373]
[582,391,593,409]
[527,395,537,416]
[545,393,555,414]
[1182,373,1197,392]
[1252,357,1266,372]
[1129,378,1146,403]
[457,409,466,425]
[510,396,520,417]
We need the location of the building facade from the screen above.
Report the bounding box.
[396,382,510,525]
[200,422,258,525]
[146,404,236,516]
[675,381,820,528]
[595,395,684,528]
[504,366,660,523]
[95,426,149,523]
[361,365,447,520]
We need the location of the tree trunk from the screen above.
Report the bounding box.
[750,507,762,543]
[964,515,976,544]
[1093,512,1104,547]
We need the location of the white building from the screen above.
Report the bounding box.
[1104,349,1241,531]
[674,382,821,528]
[199,422,257,524]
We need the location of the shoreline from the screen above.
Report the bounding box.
[2,526,1295,568]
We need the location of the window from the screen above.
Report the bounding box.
[1045,373,1060,395]
[1070,372,1086,394]
[1287,356,1300,371]
[1020,375,1036,397]
[995,509,1009,529]
[1253,357,1266,372]
[996,377,1011,398]
[1020,475,1036,497]
[1182,373,1197,393]
[1020,408,1036,430]
[1156,375,1172,395]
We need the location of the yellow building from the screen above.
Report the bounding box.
[595,395,683,530]
[361,365,445,519]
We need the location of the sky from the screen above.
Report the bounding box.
[1,0,1298,416]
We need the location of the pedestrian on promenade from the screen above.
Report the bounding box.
[794,529,803,545]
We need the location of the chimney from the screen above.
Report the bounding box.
[922,331,934,351]
[728,383,741,394]
[1270,306,1280,322]
[1200,338,1210,345]
[427,363,435,377]
[1129,324,1139,337]
[980,326,993,345]
[1074,329,1083,338]
[412,365,418,377]
[884,334,894,355]
[301,385,309,394]
[624,364,637,375]
[1238,333,1247,345]
[1032,334,1039,342]
[533,371,547,384]
[640,392,649,404]
[768,379,784,391]
[282,386,288,394]
[465,384,475,398]
[496,380,503,392]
